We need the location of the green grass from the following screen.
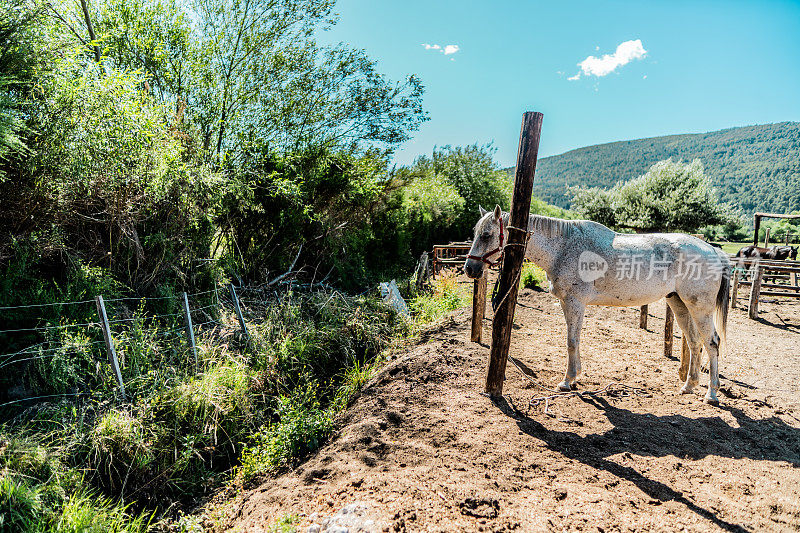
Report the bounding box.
[408,272,470,323]
[0,271,474,531]
[1,287,412,531]
[718,241,750,255]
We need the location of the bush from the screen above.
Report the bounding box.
[408,272,469,323]
[521,263,548,291]
[238,382,333,482]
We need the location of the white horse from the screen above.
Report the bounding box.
[464,205,730,404]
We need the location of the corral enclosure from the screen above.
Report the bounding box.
[226,274,800,532]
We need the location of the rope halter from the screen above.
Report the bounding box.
[467,217,505,266]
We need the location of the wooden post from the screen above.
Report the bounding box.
[748,264,763,319]
[471,270,487,343]
[731,268,740,308]
[786,231,791,245]
[486,111,543,396]
[229,283,249,339]
[764,227,770,248]
[679,336,690,382]
[639,305,648,329]
[752,214,761,247]
[664,303,674,358]
[95,295,125,399]
[182,292,198,372]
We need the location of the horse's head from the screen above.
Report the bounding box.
[464,205,505,279]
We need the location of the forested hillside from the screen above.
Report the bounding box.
[519,122,800,214]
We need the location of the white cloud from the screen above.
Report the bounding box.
[421,43,460,56]
[568,39,647,81]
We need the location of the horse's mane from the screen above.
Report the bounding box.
[481,212,584,239]
[524,214,581,239]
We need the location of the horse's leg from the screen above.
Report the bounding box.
[666,295,702,388]
[558,297,585,392]
[686,311,721,405]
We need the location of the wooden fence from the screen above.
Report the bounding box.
[729,256,800,319]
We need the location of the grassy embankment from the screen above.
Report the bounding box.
[0,277,470,532]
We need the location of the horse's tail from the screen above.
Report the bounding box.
[714,251,731,353]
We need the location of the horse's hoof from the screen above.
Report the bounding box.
[703,395,719,406]
[558,381,571,392]
[680,384,695,395]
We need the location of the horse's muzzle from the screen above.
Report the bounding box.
[463,259,484,279]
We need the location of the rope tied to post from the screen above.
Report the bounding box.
[506,355,650,417]
[491,223,534,312]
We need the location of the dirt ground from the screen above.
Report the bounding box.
[222,277,800,532]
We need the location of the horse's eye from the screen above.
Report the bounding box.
[481,233,491,240]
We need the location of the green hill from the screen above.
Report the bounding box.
[517,122,800,215]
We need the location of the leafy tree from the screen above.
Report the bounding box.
[407,144,511,240]
[570,159,735,232]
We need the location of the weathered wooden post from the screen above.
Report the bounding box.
[679,336,690,382]
[639,305,648,329]
[748,264,763,320]
[752,213,761,247]
[664,303,674,358]
[764,227,770,248]
[485,111,543,396]
[731,268,740,308]
[471,270,487,343]
[95,295,125,399]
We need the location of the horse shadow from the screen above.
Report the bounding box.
[491,395,800,532]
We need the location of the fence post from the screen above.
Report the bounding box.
[764,227,770,248]
[679,336,690,382]
[229,283,249,339]
[748,264,763,320]
[486,111,543,396]
[182,292,198,372]
[664,303,673,358]
[639,305,648,329]
[471,270,487,343]
[95,295,125,399]
[731,268,740,308]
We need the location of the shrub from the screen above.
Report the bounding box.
[521,262,548,291]
[409,272,469,323]
[238,382,332,482]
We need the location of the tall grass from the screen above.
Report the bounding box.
[1,287,411,530]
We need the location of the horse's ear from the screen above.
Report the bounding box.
[493,205,502,221]
[479,205,487,217]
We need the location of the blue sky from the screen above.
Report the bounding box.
[320,0,800,167]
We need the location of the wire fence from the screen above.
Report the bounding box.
[0,285,250,407]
